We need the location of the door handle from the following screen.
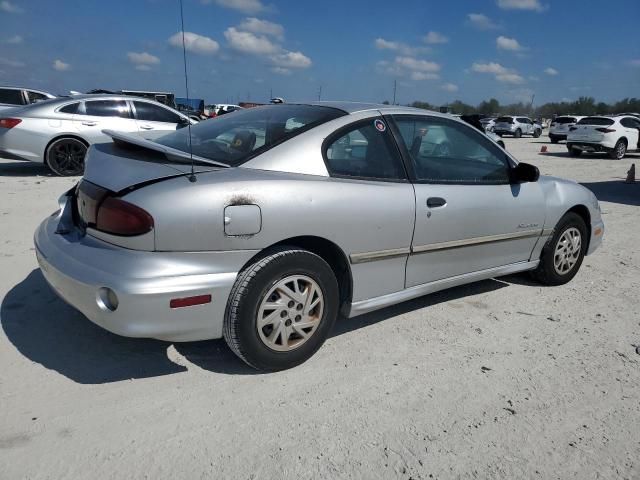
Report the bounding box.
[140,125,154,130]
[81,121,97,126]
[426,197,446,208]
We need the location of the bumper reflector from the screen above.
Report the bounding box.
[170,294,212,309]
[594,228,603,236]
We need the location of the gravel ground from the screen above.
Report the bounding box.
[1,136,639,479]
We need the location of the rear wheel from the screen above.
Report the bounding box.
[223,247,339,371]
[609,139,627,160]
[533,129,542,138]
[531,212,587,286]
[514,128,522,138]
[568,146,582,157]
[46,137,87,176]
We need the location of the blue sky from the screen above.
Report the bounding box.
[1,0,639,106]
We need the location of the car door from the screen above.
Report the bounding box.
[620,117,640,150]
[389,114,546,288]
[131,100,187,139]
[73,99,138,143]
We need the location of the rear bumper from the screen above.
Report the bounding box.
[566,141,614,152]
[34,211,258,342]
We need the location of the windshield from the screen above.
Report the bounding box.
[155,104,345,167]
[577,117,614,126]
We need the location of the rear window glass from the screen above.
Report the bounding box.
[0,88,24,105]
[496,116,513,122]
[554,117,576,124]
[577,117,614,126]
[59,103,80,114]
[155,105,345,167]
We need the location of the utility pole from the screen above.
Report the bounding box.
[318,85,322,101]
[392,79,397,105]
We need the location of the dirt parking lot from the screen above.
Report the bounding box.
[1,136,639,479]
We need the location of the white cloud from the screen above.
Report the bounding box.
[496,36,525,51]
[168,31,220,55]
[471,62,523,84]
[239,17,284,40]
[224,27,279,54]
[424,31,449,45]
[395,56,440,73]
[441,83,459,92]
[627,59,640,67]
[0,1,23,13]
[467,13,499,30]
[6,35,23,44]
[271,66,291,75]
[269,50,311,69]
[374,38,429,56]
[127,51,160,66]
[497,0,546,11]
[411,72,439,81]
[203,0,265,14]
[544,67,558,75]
[0,57,25,67]
[135,65,151,71]
[52,59,70,71]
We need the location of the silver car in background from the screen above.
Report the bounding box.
[549,115,584,143]
[34,103,604,371]
[493,116,543,138]
[0,85,56,111]
[0,94,194,176]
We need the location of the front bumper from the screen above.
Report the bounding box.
[34,210,258,342]
[587,219,604,256]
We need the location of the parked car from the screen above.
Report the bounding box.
[0,94,194,176]
[34,102,604,371]
[549,115,584,143]
[459,114,505,148]
[0,86,56,111]
[567,115,640,159]
[479,117,496,132]
[176,97,205,121]
[493,116,542,138]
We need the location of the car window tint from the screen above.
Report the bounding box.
[620,117,640,128]
[84,100,131,118]
[27,91,49,104]
[393,115,510,184]
[577,117,614,126]
[0,88,24,105]
[59,102,80,114]
[134,101,181,123]
[324,119,405,180]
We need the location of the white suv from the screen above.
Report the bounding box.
[493,116,542,138]
[567,115,640,159]
[549,115,584,143]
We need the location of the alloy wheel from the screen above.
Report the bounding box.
[553,227,582,275]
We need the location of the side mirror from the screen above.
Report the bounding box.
[511,162,540,183]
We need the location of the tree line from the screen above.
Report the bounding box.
[385,97,640,118]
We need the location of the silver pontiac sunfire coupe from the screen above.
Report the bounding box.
[35,102,604,371]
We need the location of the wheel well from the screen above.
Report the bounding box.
[567,204,591,249]
[43,135,89,165]
[243,236,353,315]
[617,137,628,146]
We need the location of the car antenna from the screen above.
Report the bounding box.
[179,0,196,183]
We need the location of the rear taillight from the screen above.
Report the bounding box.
[96,197,154,236]
[0,118,21,129]
[595,128,615,133]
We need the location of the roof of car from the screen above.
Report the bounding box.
[48,94,170,103]
[0,85,55,95]
[306,101,446,117]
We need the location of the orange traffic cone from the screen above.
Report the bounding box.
[626,164,636,183]
[540,145,548,153]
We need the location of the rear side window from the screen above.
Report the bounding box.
[84,100,131,118]
[516,117,529,123]
[496,116,513,123]
[554,117,576,124]
[620,117,640,128]
[323,118,406,181]
[133,101,182,123]
[0,88,24,105]
[26,91,50,104]
[577,117,614,126]
[59,102,80,114]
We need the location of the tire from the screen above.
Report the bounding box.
[46,137,87,176]
[568,146,582,157]
[531,212,587,286]
[514,128,522,138]
[497,140,505,149]
[550,136,559,144]
[608,139,627,160]
[533,129,542,138]
[223,247,339,371]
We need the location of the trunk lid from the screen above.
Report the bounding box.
[568,125,605,142]
[83,130,225,193]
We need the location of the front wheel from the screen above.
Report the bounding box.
[533,129,541,138]
[514,129,522,138]
[531,212,587,286]
[223,248,339,371]
[46,137,87,176]
[609,140,627,160]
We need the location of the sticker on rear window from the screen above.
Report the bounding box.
[374,119,386,132]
